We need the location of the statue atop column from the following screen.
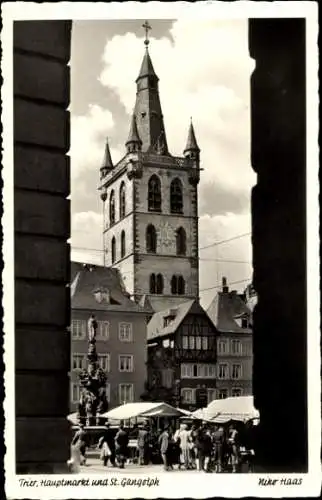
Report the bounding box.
[88,314,98,342]
[77,314,109,426]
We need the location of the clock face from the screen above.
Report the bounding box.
[159,222,173,249]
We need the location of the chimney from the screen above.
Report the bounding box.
[222,277,229,293]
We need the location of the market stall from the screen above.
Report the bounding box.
[209,396,259,423]
[101,402,189,464]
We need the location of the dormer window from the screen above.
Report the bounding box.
[94,288,110,304]
[163,309,177,328]
[163,316,174,328]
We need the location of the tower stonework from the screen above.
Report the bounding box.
[99,25,201,313]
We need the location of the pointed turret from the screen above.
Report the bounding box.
[125,114,142,153]
[183,120,200,158]
[100,137,113,180]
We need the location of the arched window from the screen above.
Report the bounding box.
[111,236,116,264]
[150,273,156,294]
[148,175,162,212]
[121,230,126,258]
[171,275,185,295]
[178,276,185,295]
[176,227,186,256]
[109,190,115,225]
[170,178,183,214]
[146,224,157,253]
[119,182,126,219]
[171,275,178,295]
[156,274,164,294]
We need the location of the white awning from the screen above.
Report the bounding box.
[101,402,187,420]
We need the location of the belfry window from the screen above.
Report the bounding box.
[150,273,164,294]
[176,227,186,256]
[150,274,156,294]
[171,275,185,295]
[170,178,183,214]
[109,190,115,225]
[156,274,164,294]
[119,182,126,219]
[146,224,157,253]
[111,236,116,264]
[178,276,185,295]
[148,175,162,212]
[171,275,178,295]
[121,230,126,258]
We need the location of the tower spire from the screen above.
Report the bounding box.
[125,113,142,153]
[100,137,113,180]
[129,21,169,154]
[184,119,200,157]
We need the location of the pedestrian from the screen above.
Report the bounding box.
[98,422,116,467]
[175,423,191,469]
[212,425,225,472]
[167,429,176,470]
[71,423,87,466]
[203,428,213,473]
[196,421,207,471]
[189,424,198,469]
[227,424,240,473]
[115,423,129,469]
[158,425,170,471]
[137,423,150,465]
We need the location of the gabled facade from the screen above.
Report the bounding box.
[70,262,149,412]
[207,277,253,399]
[143,299,218,411]
[98,32,201,313]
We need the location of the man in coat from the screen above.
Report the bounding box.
[158,426,169,471]
[137,423,150,466]
[115,423,129,468]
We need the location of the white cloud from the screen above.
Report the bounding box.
[70,104,122,181]
[199,212,253,308]
[71,211,104,264]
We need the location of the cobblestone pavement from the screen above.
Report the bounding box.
[80,458,201,474]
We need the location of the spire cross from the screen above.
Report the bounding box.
[142,20,152,47]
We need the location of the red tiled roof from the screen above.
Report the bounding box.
[207,291,252,334]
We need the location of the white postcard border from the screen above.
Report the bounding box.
[2,2,320,499]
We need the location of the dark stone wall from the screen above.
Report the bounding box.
[14,21,72,473]
[10,17,309,474]
[249,18,307,472]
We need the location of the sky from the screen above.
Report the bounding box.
[70,19,256,309]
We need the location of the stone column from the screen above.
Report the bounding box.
[249,19,307,472]
[14,21,72,473]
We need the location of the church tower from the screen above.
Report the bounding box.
[99,22,201,313]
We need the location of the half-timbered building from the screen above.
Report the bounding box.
[143,299,218,411]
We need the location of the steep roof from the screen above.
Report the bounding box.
[147,299,214,341]
[136,49,159,82]
[126,114,142,147]
[100,137,113,176]
[207,290,252,334]
[71,262,148,313]
[138,294,155,314]
[184,121,200,153]
[132,46,169,154]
